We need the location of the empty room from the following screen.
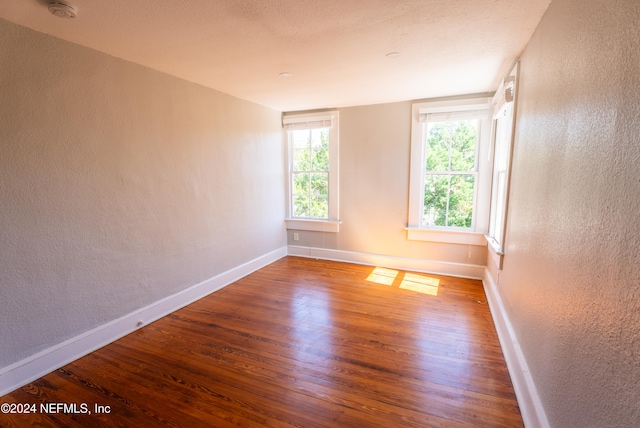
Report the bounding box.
[0,0,638,427]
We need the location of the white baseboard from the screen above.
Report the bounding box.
[0,247,287,397]
[288,245,485,279]
[482,268,550,428]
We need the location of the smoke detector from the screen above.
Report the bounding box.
[48,1,78,18]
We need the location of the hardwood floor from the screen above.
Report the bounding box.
[0,257,522,427]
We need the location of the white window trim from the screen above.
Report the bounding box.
[283,111,340,232]
[486,62,519,265]
[284,218,341,233]
[405,227,488,246]
[486,235,505,269]
[407,97,492,242]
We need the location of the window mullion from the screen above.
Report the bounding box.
[445,123,453,227]
[445,174,451,227]
[307,131,312,204]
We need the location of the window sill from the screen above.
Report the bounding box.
[285,218,341,233]
[405,227,487,246]
[485,235,504,270]
[484,236,504,255]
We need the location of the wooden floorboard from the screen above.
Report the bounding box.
[0,256,522,427]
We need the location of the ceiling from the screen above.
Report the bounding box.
[0,0,551,111]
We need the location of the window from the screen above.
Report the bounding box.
[407,98,492,243]
[290,127,330,219]
[487,65,518,259]
[423,114,479,228]
[283,111,340,232]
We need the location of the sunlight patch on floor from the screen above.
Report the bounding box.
[366,267,440,296]
[366,267,399,286]
[400,273,440,296]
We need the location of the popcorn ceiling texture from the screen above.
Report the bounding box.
[498,0,640,426]
[0,18,285,368]
[0,0,551,111]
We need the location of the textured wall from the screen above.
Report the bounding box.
[498,0,640,426]
[289,101,488,267]
[0,19,285,368]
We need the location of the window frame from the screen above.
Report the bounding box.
[283,111,340,232]
[487,64,519,265]
[407,97,492,243]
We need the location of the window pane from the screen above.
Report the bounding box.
[450,120,477,171]
[423,175,449,226]
[426,120,477,172]
[293,194,310,217]
[312,146,329,172]
[425,123,451,172]
[310,195,328,219]
[292,130,310,149]
[293,148,310,171]
[495,116,509,169]
[493,171,507,243]
[423,118,477,229]
[310,129,328,149]
[311,129,329,171]
[423,174,475,228]
[310,173,328,195]
[447,175,474,227]
[293,173,310,195]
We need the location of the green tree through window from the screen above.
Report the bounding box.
[423,119,477,228]
[291,128,330,218]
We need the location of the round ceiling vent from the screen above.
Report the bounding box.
[48,1,78,18]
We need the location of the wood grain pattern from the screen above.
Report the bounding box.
[1,257,522,427]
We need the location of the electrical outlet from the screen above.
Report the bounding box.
[293,233,299,241]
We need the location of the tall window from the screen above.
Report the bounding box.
[423,115,479,228]
[291,127,330,218]
[408,98,492,241]
[283,111,339,232]
[488,68,517,256]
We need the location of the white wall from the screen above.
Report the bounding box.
[0,18,285,369]
[493,0,640,426]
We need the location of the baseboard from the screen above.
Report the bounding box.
[0,247,287,397]
[482,268,550,428]
[288,245,485,279]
